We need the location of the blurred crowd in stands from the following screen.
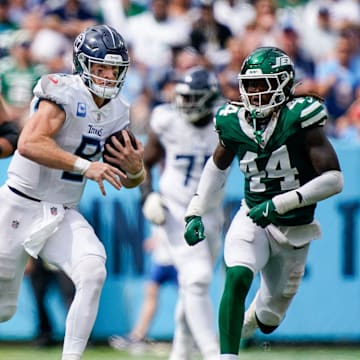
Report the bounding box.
[1,0,360,140]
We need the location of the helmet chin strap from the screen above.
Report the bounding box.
[250,108,280,146]
[251,110,264,145]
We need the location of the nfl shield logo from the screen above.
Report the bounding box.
[50,207,58,216]
[11,220,19,229]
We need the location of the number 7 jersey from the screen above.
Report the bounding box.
[151,103,219,208]
[215,96,328,226]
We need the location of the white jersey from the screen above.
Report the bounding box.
[150,104,219,208]
[6,73,130,207]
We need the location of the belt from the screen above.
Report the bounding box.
[8,185,41,202]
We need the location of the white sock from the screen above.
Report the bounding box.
[220,355,238,360]
[61,355,80,360]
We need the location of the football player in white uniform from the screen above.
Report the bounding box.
[141,66,223,360]
[0,25,145,360]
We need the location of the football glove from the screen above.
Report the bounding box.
[184,215,205,246]
[247,200,279,228]
[142,192,166,225]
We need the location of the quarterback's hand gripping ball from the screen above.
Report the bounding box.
[102,129,138,171]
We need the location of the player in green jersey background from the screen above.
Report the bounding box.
[184,46,344,360]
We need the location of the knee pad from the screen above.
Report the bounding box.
[72,255,106,293]
[0,255,21,322]
[179,262,212,296]
[0,304,17,322]
[0,256,16,280]
[256,308,283,329]
[0,281,17,322]
[256,314,279,334]
[181,276,209,297]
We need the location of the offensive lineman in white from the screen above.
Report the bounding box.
[141,66,223,360]
[0,25,145,360]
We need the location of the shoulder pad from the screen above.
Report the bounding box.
[285,96,327,129]
[33,74,71,106]
[214,102,241,129]
[213,102,244,149]
[150,104,175,134]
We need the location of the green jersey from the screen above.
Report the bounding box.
[0,59,44,108]
[215,96,328,226]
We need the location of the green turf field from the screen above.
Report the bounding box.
[2,343,360,360]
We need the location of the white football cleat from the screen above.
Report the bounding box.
[241,298,258,339]
[108,334,148,354]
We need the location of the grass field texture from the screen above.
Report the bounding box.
[2,343,360,360]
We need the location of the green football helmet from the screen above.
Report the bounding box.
[238,46,295,120]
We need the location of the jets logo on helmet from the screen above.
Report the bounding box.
[272,55,293,69]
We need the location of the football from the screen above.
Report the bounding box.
[103,129,138,167]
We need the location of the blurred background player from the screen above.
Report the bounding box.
[184,46,343,359]
[0,94,19,158]
[0,29,44,130]
[109,225,177,352]
[139,66,223,360]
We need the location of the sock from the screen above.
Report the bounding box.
[219,265,253,354]
[220,355,238,360]
[61,355,80,360]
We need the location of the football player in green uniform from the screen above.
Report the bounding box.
[184,46,343,359]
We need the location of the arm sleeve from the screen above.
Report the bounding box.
[272,170,343,215]
[185,156,230,217]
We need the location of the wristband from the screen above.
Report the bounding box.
[73,157,91,175]
[126,167,145,179]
